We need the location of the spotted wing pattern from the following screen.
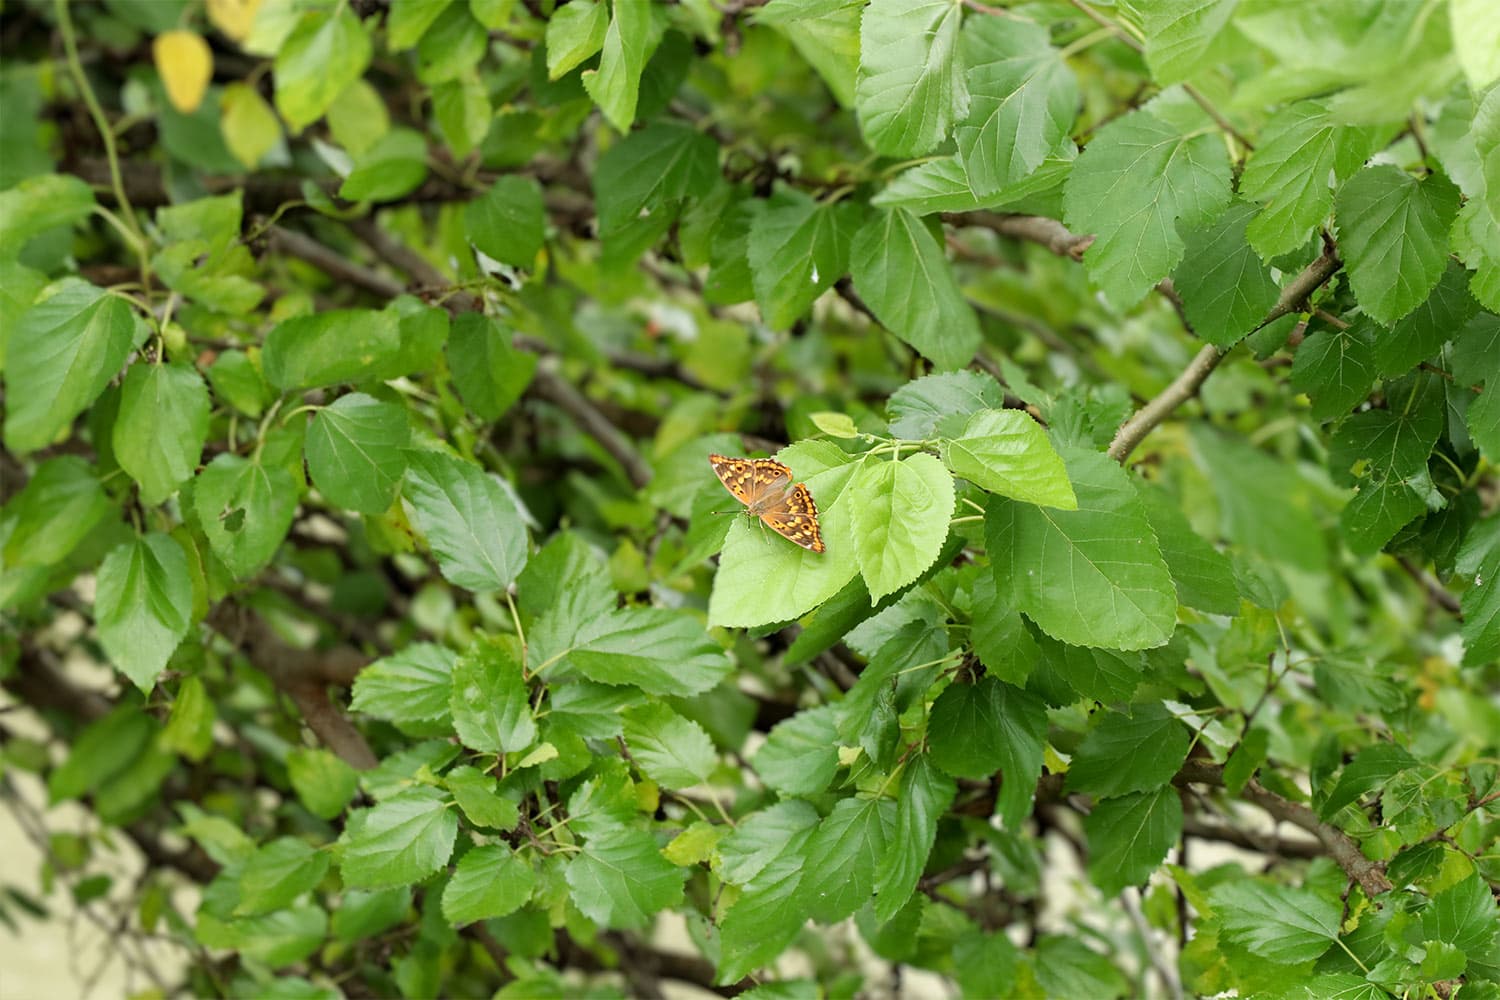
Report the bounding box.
[708,454,825,553]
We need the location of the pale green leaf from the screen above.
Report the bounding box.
[274,8,372,131]
[338,787,458,890]
[622,703,716,788]
[402,450,529,592]
[94,535,192,693]
[940,408,1076,509]
[1209,879,1340,964]
[581,0,661,133]
[192,453,299,579]
[350,643,456,725]
[441,845,534,926]
[1171,200,1281,347]
[546,0,608,78]
[855,0,968,157]
[305,393,409,515]
[1133,0,1236,85]
[849,453,955,602]
[450,636,536,754]
[565,828,686,930]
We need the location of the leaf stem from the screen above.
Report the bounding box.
[505,591,527,665]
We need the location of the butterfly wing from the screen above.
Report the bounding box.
[709,454,792,507]
[760,482,825,552]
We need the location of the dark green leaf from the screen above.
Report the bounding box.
[1289,319,1379,421]
[305,393,409,514]
[1135,481,1239,614]
[192,454,299,579]
[1317,743,1419,819]
[1335,166,1461,325]
[450,636,536,754]
[797,796,897,923]
[1209,879,1340,964]
[94,535,192,692]
[872,756,954,921]
[442,845,535,926]
[594,122,718,235]
[854,0,967,157]
[746,190,859,329]
[1172,200,1282,347]
[622,703,716,788]
[1066,704,1191,798]
[237,838,331,916]
[466,175,546,269]
[1084,786,1182,896]
[565,828,685,930]
[752,705,839,797]
[928,677,1045,829]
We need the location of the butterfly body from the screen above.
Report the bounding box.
[709,454,825,553]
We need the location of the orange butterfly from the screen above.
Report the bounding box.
[708,454,825,553]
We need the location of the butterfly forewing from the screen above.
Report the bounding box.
[708,454,825,553]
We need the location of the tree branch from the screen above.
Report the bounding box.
[1107,249,1341,462]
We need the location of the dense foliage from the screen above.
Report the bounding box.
[2,0,1499,997]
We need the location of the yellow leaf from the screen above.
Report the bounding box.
[153,31,213,114]
[205,0,263,44]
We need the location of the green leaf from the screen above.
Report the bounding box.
[927,677,1045,829]
[888,371,1008,440]
[287,748,358,820]
[954,929,1020,1000]
[193,453,299,579]
[274,8,372,131]
[1452,0,1500,88]
[5,280,138,454]
[1421,872,1498,955]
[231,908,328,969]
[1328,376,1445,482]
[717,810,818,983]
[1340,476,1427,556]
[445,313,536,422]
[443,765,518,830]
[305,393,409,514]
[350,642,456,725]
[593,121,718,235]
[565,828,686,930]
[969,573,1040,685]
[752,705,840,798]
[708,441,861,627]
[1317,743,1419,819]
[1335,166,1461,325]
[746,190,858,329]
[546,0,608,78]
[544,606,731,696]
[581,0,661,132]
[797,796,897,923]
[873,154,1073,215]
[849,453,955,602]
[415,4,486,85]
[1135,481,1239,615]
[1191,426,1328,572]
[206,350,272,418]
[1171,200,1282,347]
[450,636,536,754]
[1209,879,1341,964]
[1063,108,1232,310]
[386,0,450,49]
[854,0,967,157]
[432,74,491,159]
[1288,319,1379,421]
[941,409,1077,509]
[1370,262,1480,377]
[1034,635,1145,704]
[1,456,113,568]
[442,845,535,926]
[261,309,398,391]
[987,448,1177,651]
[872,755,955,921]
[956,17,1077,196]
[220,82,282,168]
[113,363,211,505]
[1134,0,1236,85]
[237,838,331,916]
[160,674,216,762]
[94,535,192,692]
[754,0,861,108]
[48,705,151,804]
[622,703,716,788]
[1457,515,1500,666]
[402,449,529,592]
[1084,786,1182,896]
[1241,101,1377,259]
[1065,703,1191,798]
[466,175,546,269]
[849,208,982,370]
[339,128,429,202]
[338,787,458,890]
[0,173,94,251]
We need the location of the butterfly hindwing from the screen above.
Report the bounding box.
[761,482,825,552]
[710,454,825,553]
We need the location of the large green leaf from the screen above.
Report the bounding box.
[581,0,662,132]
[717,810,818,983]
[339,128,428,202]
[1134,0,1237,85]
[305,393,409,515]
[849,208,981,370]
[1456,514,1500,666]
[849,453,955,602]
[541,606,730,696]
[622,703,716,788]
[956,17,1076,197]
[746,190,859,329]
[450,636,536,754]
[887,370,1008,440]
[927,677,1046,829]
[274,8,372,131]
[441,845,535,926]
[0,173,94,252]
[1065,703,1191,798]
[565,827,686,930]
[1134,482,1239,615]
[1334,166,1461,325]
[873,154,1073,215]
[402,450,529,592]
[193,453,300,579]
[113,363,211,505]
[1288,319,1379,421]
[1171,200,1281,347]
[546,0,608,78]
[262,309,403,391]
[238,838,331,917]
[752,705,840,797]
[593,122,718,235]
[1084,787,1182,897]
[987,448,1176,651]
[1370,262,1479,377]
[1209,879,1341,965]
[855,0,967,157]
[1317,743,1419,819]
[94,534,192,692]
[338,787,458,890]
[465,175,545,269]
[872,756,955,921]
[797,796,897,923]
[940,409,1077,509]
[754,0,861,108]
[1,456,113,568]
[5,280,138,454]
[445,313,536,422]
[350,643,456,725]
[1242,100,1374,257]
[1063,108,1232,310]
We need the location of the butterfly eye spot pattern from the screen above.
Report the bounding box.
[709,454,825,553]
